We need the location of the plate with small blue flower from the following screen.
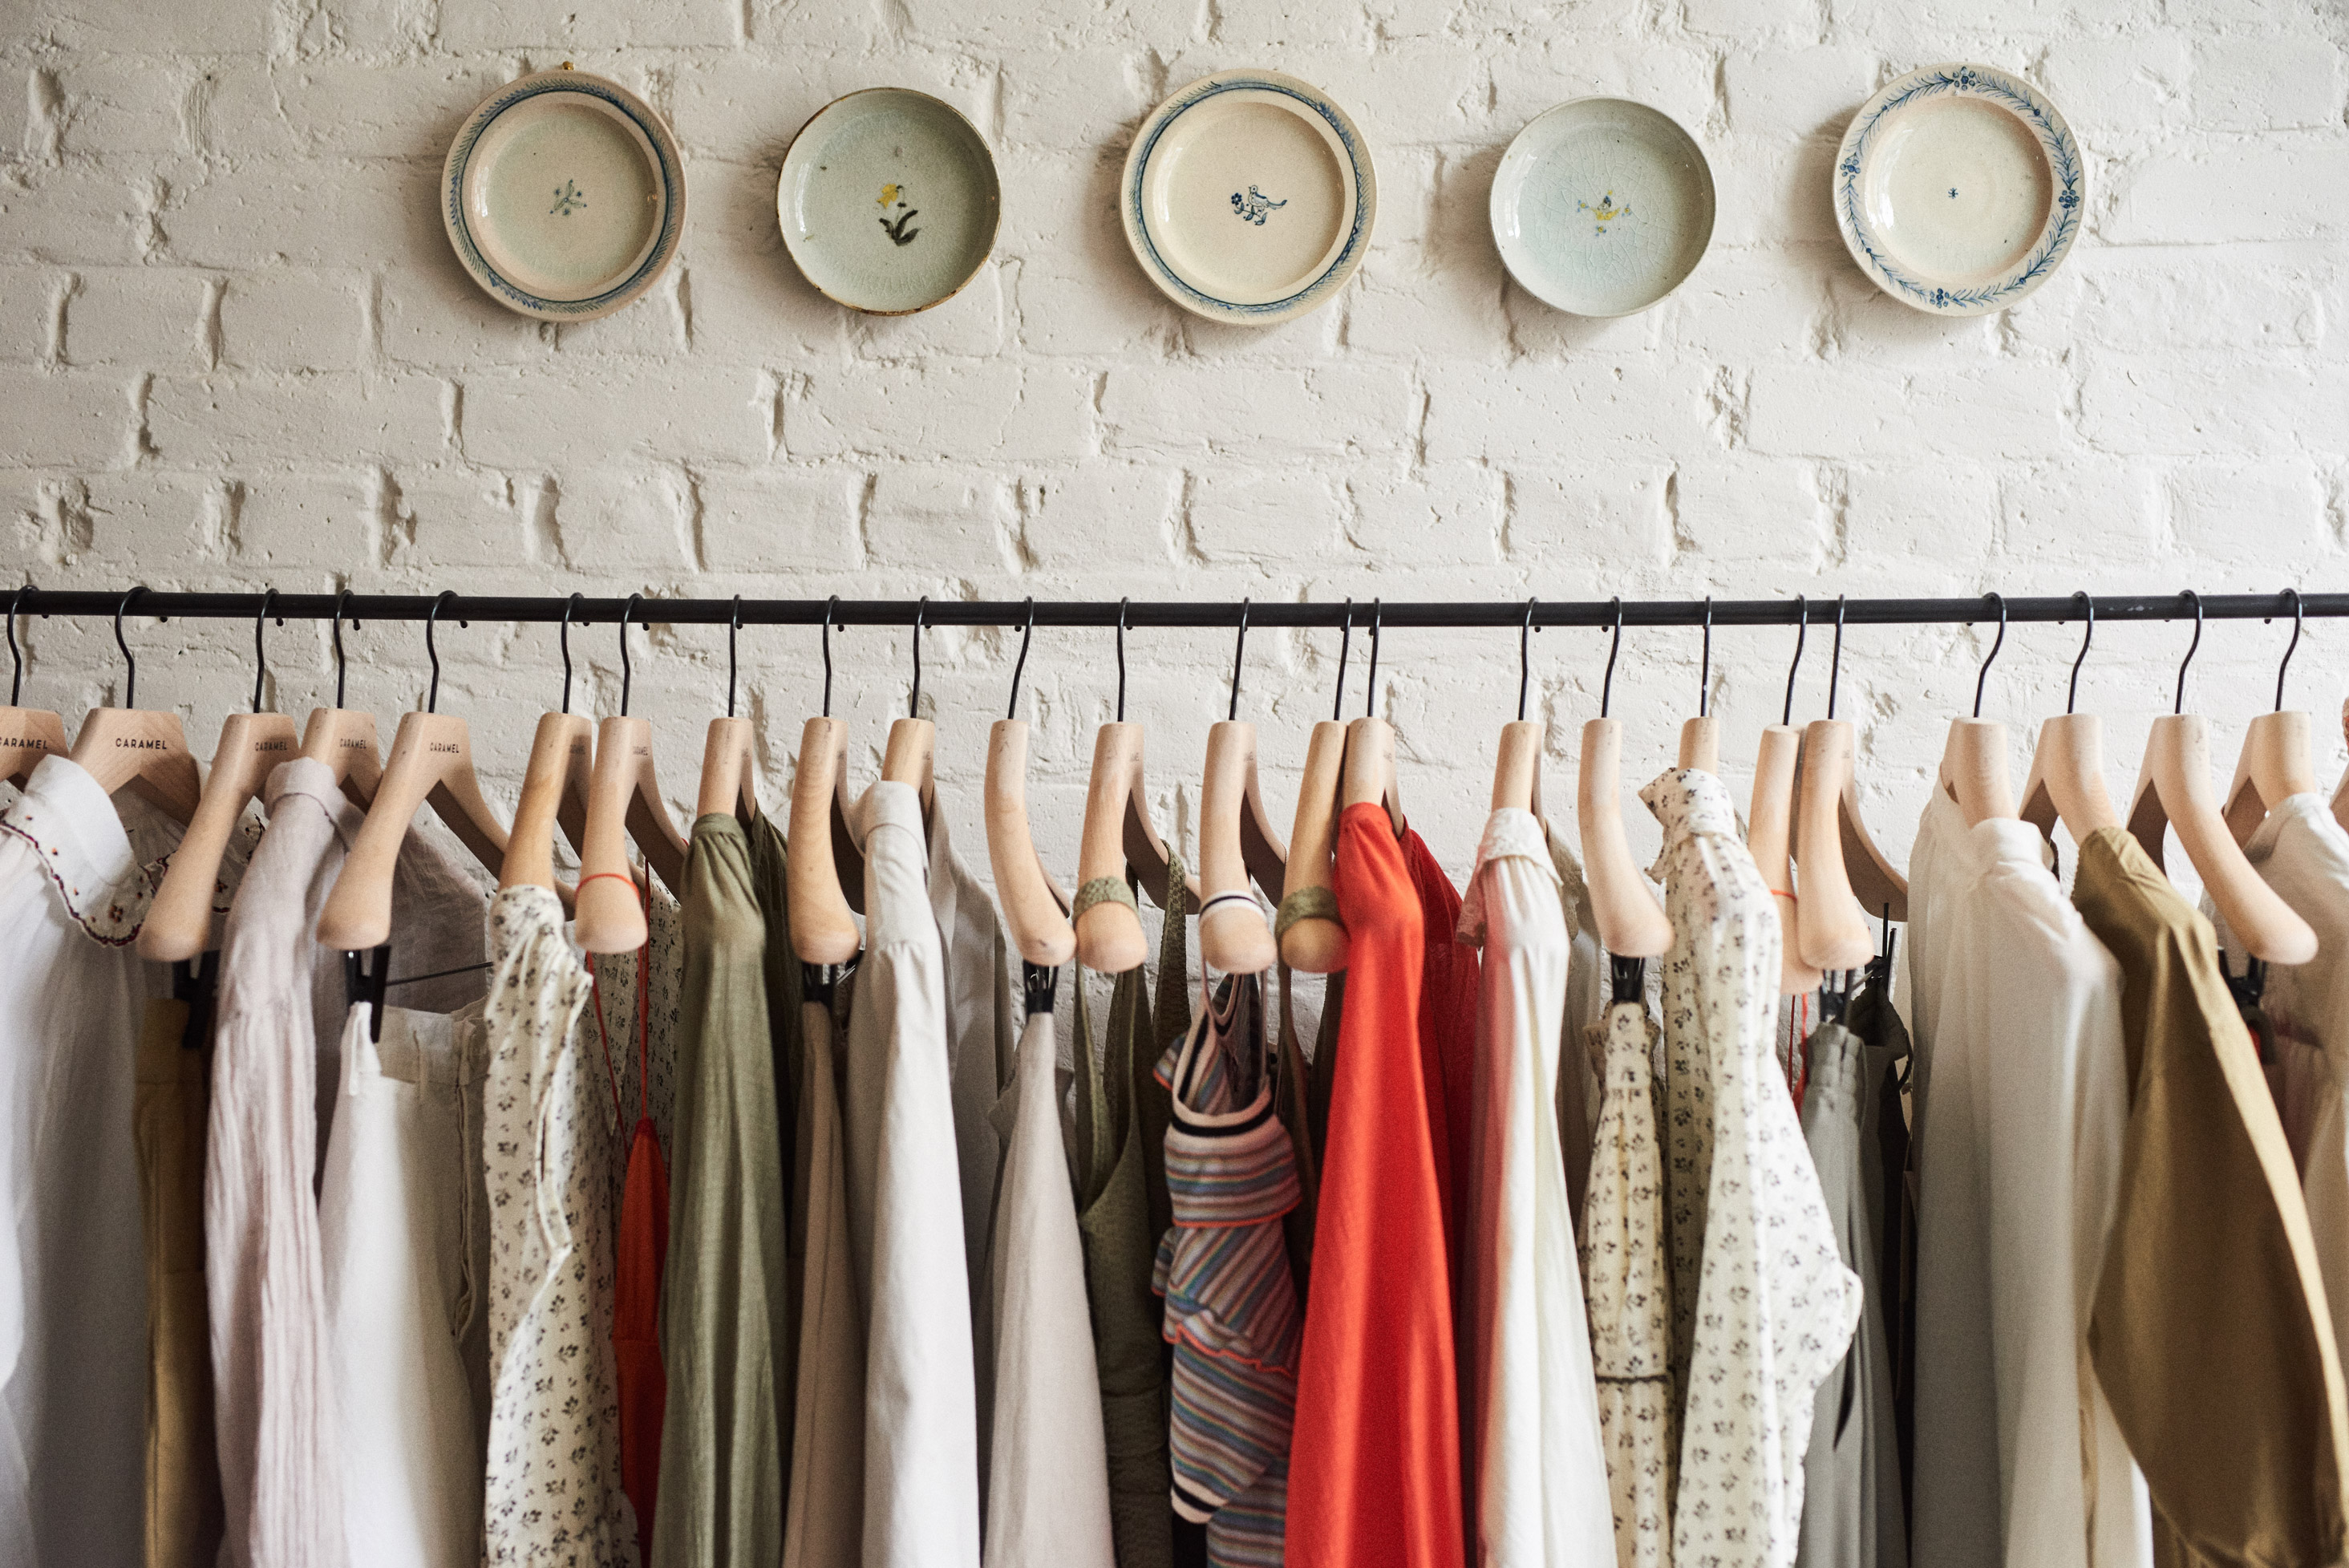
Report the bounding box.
[1120,69,1376,326]
[1834,63,2084,316]
[441,68,685,322]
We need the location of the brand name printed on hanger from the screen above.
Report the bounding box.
[429,740,460,754]
[0,735,51,752]
[633,745,648,757]
[571,739,589,755]
[342,736,368,750]
[115,737,168,752]
[250,738,290,754]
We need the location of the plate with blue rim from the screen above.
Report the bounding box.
[1489,96,1715,318]
[777,88,1002,316]
[441,68,685,322]
[1120,69,1376,326]
[1834,63,2084,316]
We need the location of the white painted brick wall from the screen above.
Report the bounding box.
[6,0,2349,899]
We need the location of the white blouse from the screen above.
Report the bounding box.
[1644,769,1859,1568]
[1459,806,1618,1568]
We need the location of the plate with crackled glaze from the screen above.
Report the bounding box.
[778,88,1001,316]
[1834,63,2083,315]
[1490,97,1715,318]
[1120,69,1375,326]
[442,68,684,322]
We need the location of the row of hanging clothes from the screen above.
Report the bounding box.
[2,584,2347,1568]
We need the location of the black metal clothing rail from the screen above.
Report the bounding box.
[10,590,2343,630]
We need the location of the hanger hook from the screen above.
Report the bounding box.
[1826,594,1849,721]
[1332,598,1354,722]
[1116,598,1129,723]
[1600,597,1624,719]
[1363,599,1383,719]
[2173,589,2202,715]
[1698,596,1713,719]
[821,595,839,719]
[908,596,928,720]
[2064,590,2093,715]
[1517,596,1538,723]
[424,590,459,714]
[1781,594,1808,727]
[7,581,33,707]
[331,589,355,711]
[114,585,145,709]
[2274,587,2304,713]
[556,593,581,715]
[727,595,742,720]
[1970,591,2007,720]
[252,588,279,714]
[617,592,643,717]
[1006,598,1035,722]
[1228,598,1250,723]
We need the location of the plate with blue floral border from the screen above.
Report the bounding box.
[441,68,685,322]
[1833,63,2083,316]
[1120,69,1376,326]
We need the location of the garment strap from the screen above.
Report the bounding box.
[1072,875,1136,920]
[1274,885,1342,942]
[1197,889,1262,921]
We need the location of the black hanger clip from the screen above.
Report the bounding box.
[170,951,220,1050]
[346,943,392,1042]
[1022,959,1060,1016]
[1610,953,1645,1004]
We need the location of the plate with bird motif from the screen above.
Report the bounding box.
[442,68,685,322]
[777,88,1002,316]
[1833,63,2083,315]
[1120,69,1376,326]
[1489,97,1715,318]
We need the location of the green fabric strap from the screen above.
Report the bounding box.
[1073,876,1138,921]
[1274,885,1343,943]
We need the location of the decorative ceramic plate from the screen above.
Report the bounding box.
[1120,69,1375,326]
[1489,97,1715,318]
[442,69,684,322]
[1834,63,2083,316]
[777,89,1001,316]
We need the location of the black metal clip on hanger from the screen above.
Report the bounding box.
[170,950,221,1050]
[1610,953,1645,1005]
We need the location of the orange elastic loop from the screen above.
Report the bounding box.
[579,871,638,893]
[1767,888,1798,901]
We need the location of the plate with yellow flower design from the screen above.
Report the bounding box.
[778,88,1002,316]
[1489,97,1715,318]
[442,68,685,322]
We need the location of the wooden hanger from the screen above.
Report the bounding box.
[1939,595,2017,825]
[67,587,200,824]
[1678,599,1720,774]
[294,593,384,808]
[1492,602,1547,820]
[695,599,761,825]
[1197,606,1290,976]
[498,595,602,897]
[1074,602,1200,974]
[1278,602,1379,975]
[2225,591,2320,844]
[985,604,1075,966]
[2,586,68,790]
[786,601,867,965]
[142,594,300,961]
[1582,602,1672,958]
[1792,599,1906,969]
[1750,603,1824,991]
[2127,593,2315,964]
[317,593,511,951]
[575,596,692,954]
[2021,595,2120,845]
[2331,699,2349,837]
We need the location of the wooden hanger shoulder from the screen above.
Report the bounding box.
[1198,719,1281,975]
[984,718,1074,966]
[1492,718,1544,820]
[2332,699,2349,837]
[1074,721,1153,973]
[138,711,298,961]
[1748,723,1823,995]
[1277,718,1349,974]
[500,711,593,895]
[1578,715,1671,958]
[0,706,68,792]
[1837,764,1909,925]
[2225,709,2319,845]
[786,715,863,964]
[318,709,508,951]
[2131,712,2316,964]
[574,713,690,954]
[70,705,201,823]
[1794,719,1875,970]
[695,715,758,824]
[1340,715,1405,836]
[1938,715,2016,827]
[2020,712,2120,845]
[1676,715,1720,775]
[300,707,383,808]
